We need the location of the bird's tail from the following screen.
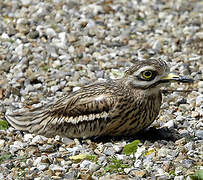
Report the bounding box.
[5,108,56,137]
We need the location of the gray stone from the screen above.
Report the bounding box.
[195,130,203,139]
[80,160,91,169]
[174,176,184,180]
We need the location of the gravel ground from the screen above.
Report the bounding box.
[0,0,202,179]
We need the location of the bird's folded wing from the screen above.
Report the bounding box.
[5,85,118,136]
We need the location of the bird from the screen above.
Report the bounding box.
[5,59,193,139]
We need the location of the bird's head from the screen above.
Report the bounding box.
[124,59,193,89]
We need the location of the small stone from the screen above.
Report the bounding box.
[134,159,142,168]
[64,171,77,179]
[157,147,169,157]
[97,156,107,166]
[49,164,65,172]
[174,176,184,180]
[68,35,77,43]
[131,170,146,177]
[184,142,194,151]
[58,32,67,43]
[61,137,74,145]
[191,111,199,118]
[33,84,42,90]
[179,129,188,135]
[31,135,48,145]
[80,160,91,169]
[68,46,75,54]
[72,87,81,92]
[182,159,193,168]
[113,145,122,153]
[0,139,5,148]
[103,147,115,156]
[162,161,171,172]
[152,40,162,52]
[175,138,186,145]
[1,33,9,39]
[10,141,26,153]
[196,95,203,106]
[20,0,31,5]
[52,60,61,68]
[175,166,184,175]
[28,31,39,39]
[46,28,57,38]
[15,44,24,57]
[117,154,127,160]
[50,85,60,93]
[37,163,49,171]
[196,32,203,39]
[38,144,54,152]
[24,134,33,142]
[195,130,203,139]
[124,168,132,174]
[163,120,174,128]
[0,173,4,179]
[89,163,100,172]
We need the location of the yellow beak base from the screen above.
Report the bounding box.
[161,73,194,83]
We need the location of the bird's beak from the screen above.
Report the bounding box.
[161,73,194,83]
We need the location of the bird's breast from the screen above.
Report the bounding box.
[105,91,162,136]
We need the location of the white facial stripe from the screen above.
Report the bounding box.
[133,78,157,86]
[134,66,156,76]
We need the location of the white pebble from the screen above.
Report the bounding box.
[24,134,33,142]
[0,139,5,148]
[49,164,65,171]
[80,160,91,169]
[15,44,24,57]
[46,28,56,38]
[20,0,31,5]
[163,120,174,128]
[196,32,203,39]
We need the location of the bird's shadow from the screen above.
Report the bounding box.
[91,127,182,143]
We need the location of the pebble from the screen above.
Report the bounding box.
[174,176,185,180]
[20,0,31,5]
[0,139,5,148]
[163,120,174,128]
[89,163,100,172]
[195,130,203,139]
[196,32,203,39]
[24,134,33,142]
[80,160,91,169]
[49,165,65,172]
[175,138,186,146]
[31,135,48,145]
[196,95,203,106]
[103,147,115,156]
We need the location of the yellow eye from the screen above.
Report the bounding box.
[142,70,153,79]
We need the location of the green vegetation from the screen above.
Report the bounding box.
[42,65,49,71]
[190,169,203,180]
[0,153,13,163]
[169,170,176,176]
[0,120,9,130]
[86,154,97,162]
[104,156,130,174]
[123,140,140,158]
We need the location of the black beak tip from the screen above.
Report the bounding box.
[178,76,194,83]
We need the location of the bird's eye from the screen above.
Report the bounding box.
[141,70,155,80]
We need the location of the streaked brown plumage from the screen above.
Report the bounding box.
[5,59,193,138]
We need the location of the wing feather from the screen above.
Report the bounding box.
[5,82,118,137]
